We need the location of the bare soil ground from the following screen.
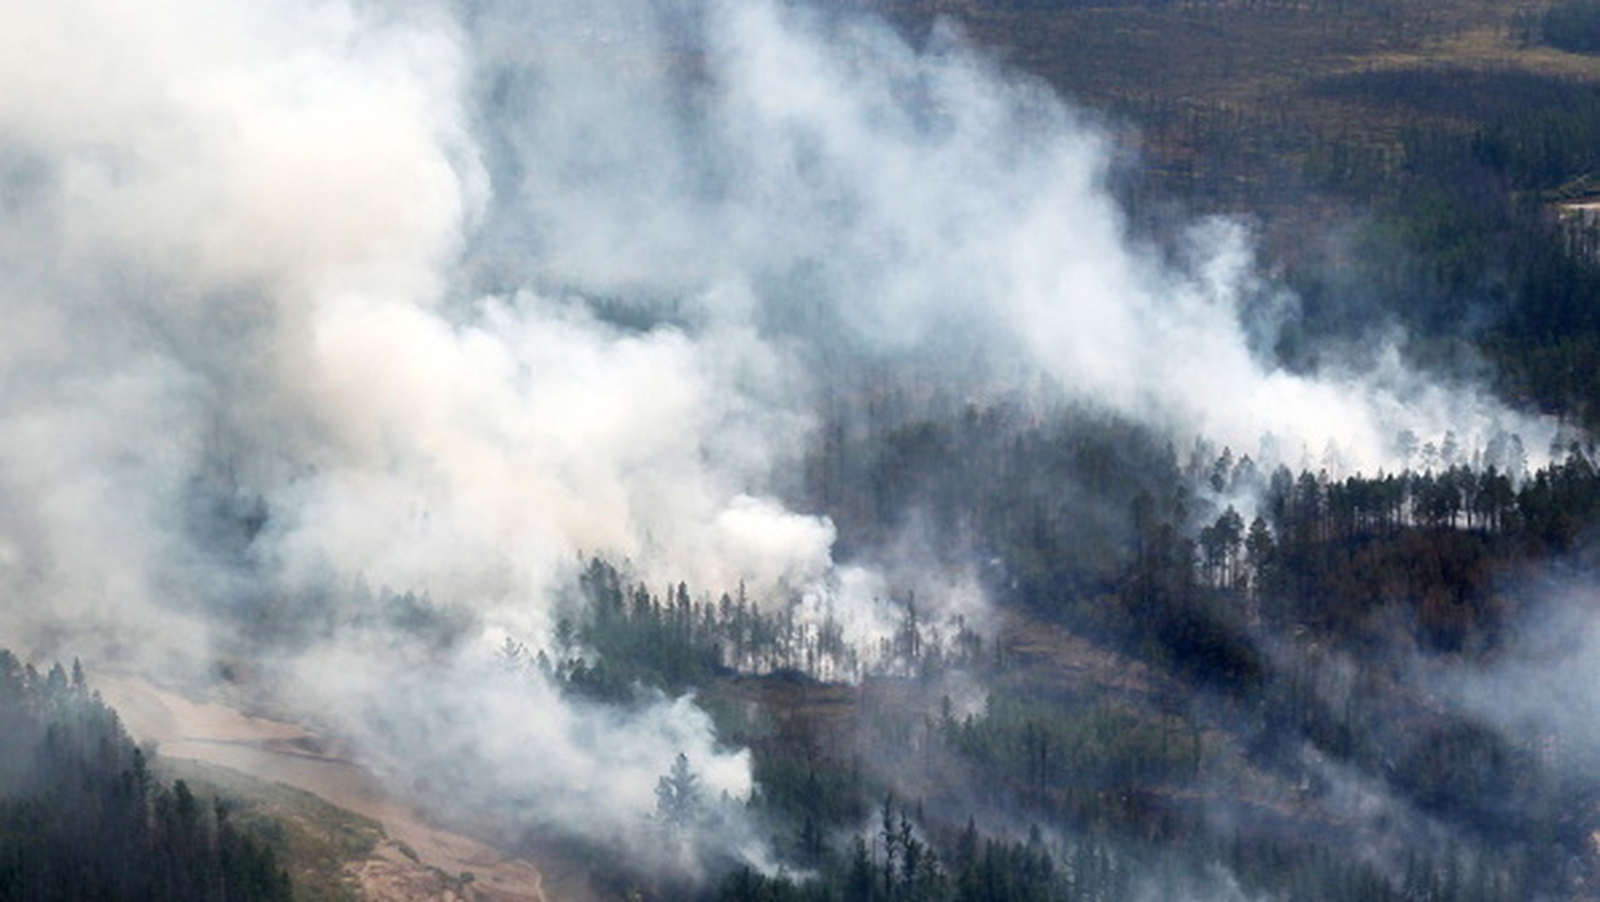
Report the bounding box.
[996,607,1163,700]
[93,672,548,902]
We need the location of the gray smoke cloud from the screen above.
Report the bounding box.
[0,0,1558,875]
[1422,563,1600,781]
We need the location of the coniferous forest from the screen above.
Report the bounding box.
[0,653,290,901]
[527,420,1600,901]
[6,0,1600,900]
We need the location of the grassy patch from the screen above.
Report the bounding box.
[155,758,382,902]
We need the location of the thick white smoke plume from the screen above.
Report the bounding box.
[0,0,1553,871]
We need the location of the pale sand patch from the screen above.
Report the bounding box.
[94,672,547,902]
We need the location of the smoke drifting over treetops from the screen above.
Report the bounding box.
[0,0,1555,871]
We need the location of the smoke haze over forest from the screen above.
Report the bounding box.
[0,0,1580,885]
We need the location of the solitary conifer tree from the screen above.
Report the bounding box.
[655,752,701,828]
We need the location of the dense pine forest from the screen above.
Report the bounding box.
[0,653,290,901]
[522,419,1600,900]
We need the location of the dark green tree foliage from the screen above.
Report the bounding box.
[743,710,869,855]
[1117,487,1264,695]
[656,753,703,828]
[942,693,1200,807]
[806,395,1182,604]
[714,801,1495,902]
[1276,66,1600,426]
[1225,446,1600,651]
[0,652,290,902]
[550,559,984,698]
[555,563,726,698]
[1543,0,1600,53]
[556,426,1600,902]
[716,867,830,902]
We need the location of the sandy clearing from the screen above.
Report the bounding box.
[93,673,547,902]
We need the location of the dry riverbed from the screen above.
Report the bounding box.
[93,672,550,902]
